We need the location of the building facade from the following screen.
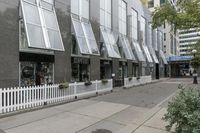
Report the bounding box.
[0,0,167,88]
[144,0,179,57]
[179,28,200,56]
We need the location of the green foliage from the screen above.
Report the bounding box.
[101,79,108,84]
[59,82,69,89]
[152,0,200,30]
[163,85,200,133]
[190,56,200,69]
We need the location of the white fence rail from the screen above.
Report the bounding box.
[0,79,113,114]
[124,76,152,88]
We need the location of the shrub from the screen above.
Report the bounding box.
[59,82,69,89]
[84,81,92,86]
[128,77,133,81]
[163,85,200,133]
[101,79,108,84]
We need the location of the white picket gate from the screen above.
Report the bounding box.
[0,79,113,114]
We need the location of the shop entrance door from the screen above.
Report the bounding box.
[156,63,160,79]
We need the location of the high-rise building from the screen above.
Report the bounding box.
[179,29,200,56]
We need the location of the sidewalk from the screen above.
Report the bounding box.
[0,78,183,133]
[0,99,173,133]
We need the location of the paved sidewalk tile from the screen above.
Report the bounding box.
[5,112,100,133]
[134,126,169,133]
[77,120,125,133]
[107,106,149,125]
[72,101,130,119]
[116,124,138,133]
[144,108,168,131]
[52,100,99,112]
[0,107,63,130]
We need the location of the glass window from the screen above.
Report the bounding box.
[160,50,168,64]
[71,0,89,19]
[71,0,79,15]
[21,0,64,51]
[130,9,138,40]
[81,0,89,19]
[140,17,146,44]
[72,19,90,54]
[101,29,121,58]
[142,45,153,63]
[82,22,100,55]
[119,0,127,35]
[148,24,159,63]
[131,40,146,62]
[100,0,112,29]
[120,36,135,60]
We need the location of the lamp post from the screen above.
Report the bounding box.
[192,49,198,84]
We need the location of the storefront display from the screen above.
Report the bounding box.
[20,62,53,87]
[71,57,90,82]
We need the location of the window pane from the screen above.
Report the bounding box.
[107,0,111,13]
[23,2,41,25]
[160,50,168,64]
[24,0,36,4]
[107,32,120,57]
[42,0,54,4]
[72,19,90,54]
[43,9,57,30]
[82,22,100,55]
[27,24,46,48]
[143,45,153,63]
[132,41,146,62]
[81,0,89,19]
[71,0,79,15]
[100,0,105,10]
[48,29,64,50]
[149,45,159,63]
[40,1,53,10]
[100,9,105,26]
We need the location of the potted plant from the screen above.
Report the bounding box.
[59,82,69,89]
[101,79,108,84]
[84,81,92,86]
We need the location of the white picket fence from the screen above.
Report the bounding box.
[0,79,113,114]
[124,76,152,88]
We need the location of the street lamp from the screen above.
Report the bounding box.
[192,49,198,84]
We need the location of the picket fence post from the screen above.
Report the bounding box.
[0,88,2,113]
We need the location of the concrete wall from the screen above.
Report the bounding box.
[0,0,19,88]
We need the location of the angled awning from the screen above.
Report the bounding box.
[20,0,65,51]
[71,16,100,55]
[119,35,136,61]
[160,50,168,64]
[131,40,146,62]
[100,28,121,58]
[142,45,153,63]
[148,45,159,64]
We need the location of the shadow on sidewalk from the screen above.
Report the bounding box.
[92,129,112,133]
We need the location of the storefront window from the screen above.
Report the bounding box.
[20,62,53,87]
[71,57,90,82]
[100,60,112,79]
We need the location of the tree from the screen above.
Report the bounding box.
[152,0,200,30]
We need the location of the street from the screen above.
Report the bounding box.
[0,78,197,133]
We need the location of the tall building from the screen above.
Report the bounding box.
[179,29,200,56]
[142,0,179,56]
[0,0,167,88]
